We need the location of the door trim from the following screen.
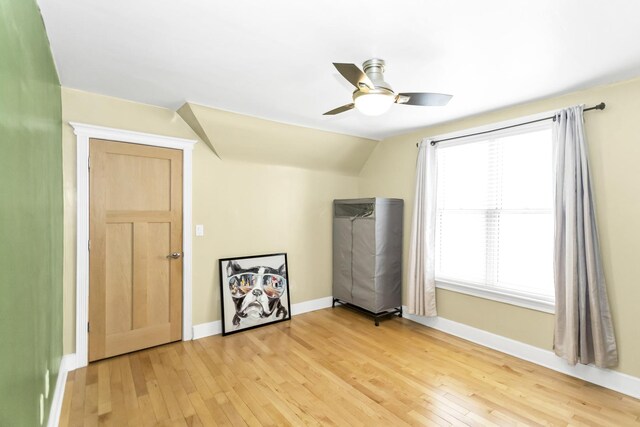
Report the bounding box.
[71,122,197,368]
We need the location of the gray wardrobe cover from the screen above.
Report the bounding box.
[333,198,403,313]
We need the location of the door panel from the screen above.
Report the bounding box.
[105,223,133,335]
[146,222,171,326]
[105,153,171,211]
[89,139,183,362]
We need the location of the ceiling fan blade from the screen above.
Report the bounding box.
[333,63,373,89]
[396,92,453,106]
[323,103,355,115]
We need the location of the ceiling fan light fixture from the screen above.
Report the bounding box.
[353,91,395,116]
[323,59,453,117]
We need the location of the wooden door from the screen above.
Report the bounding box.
[89,139,183,361]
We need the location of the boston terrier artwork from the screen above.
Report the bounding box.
[219,253,291,335]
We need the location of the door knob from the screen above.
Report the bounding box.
[166,252,182,259]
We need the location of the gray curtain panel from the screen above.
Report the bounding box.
[407,139,437,317]
[553,105,618,368]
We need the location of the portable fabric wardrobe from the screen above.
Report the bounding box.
[332,198,403,325]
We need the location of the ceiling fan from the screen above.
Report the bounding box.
[324,58,453,116]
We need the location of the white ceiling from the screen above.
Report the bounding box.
[39,0,640,140]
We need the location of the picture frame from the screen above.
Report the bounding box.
[218,252,291,336]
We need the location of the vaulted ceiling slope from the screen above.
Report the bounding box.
[39,0,640,140]
[178,103,377,174]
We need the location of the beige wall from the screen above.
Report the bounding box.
[359,76,640,377]
[61,88,364,353]
[191,156,358,325]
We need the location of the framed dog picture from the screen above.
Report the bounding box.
[219,253,291,336]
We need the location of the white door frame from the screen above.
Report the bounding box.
[71,122,197,368]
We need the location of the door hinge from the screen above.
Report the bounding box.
[88,240,91,251]
[87,322,90,332]
[88,156,90,170]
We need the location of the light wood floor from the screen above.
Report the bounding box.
[60,307,640,426]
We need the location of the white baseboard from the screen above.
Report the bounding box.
[193,296,334,340]
[403,307,640,399]
[193,320,222,339]
[47,353,76,427]
[290,296,334,315]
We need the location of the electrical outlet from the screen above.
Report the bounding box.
[39,393,44,425]
[45,369,50,399]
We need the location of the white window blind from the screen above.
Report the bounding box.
[434,123,555,311]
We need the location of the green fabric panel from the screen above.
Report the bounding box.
[0,0,63,425]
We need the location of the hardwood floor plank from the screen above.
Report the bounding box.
[107,359,127,426]
[83,376,98,426]
[119,356,140,411]
[147,379,171,422]
[60,308,640,426]
[188,391,222,426]
[97,362,112,415]
[128,353,149,397]
[149,350,184,420]
[137,394,158,427]
[159,350,197,419]
[59,375,75,427]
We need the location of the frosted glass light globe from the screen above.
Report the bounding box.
[354,92,394,116]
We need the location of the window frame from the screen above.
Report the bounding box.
[430,115,556,314]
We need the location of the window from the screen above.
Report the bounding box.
[434,122,555,312]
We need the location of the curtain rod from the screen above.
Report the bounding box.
[416,102,606,147]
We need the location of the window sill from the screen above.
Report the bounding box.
[435,279,555,314]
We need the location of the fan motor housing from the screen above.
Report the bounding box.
[362,58,393,91]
